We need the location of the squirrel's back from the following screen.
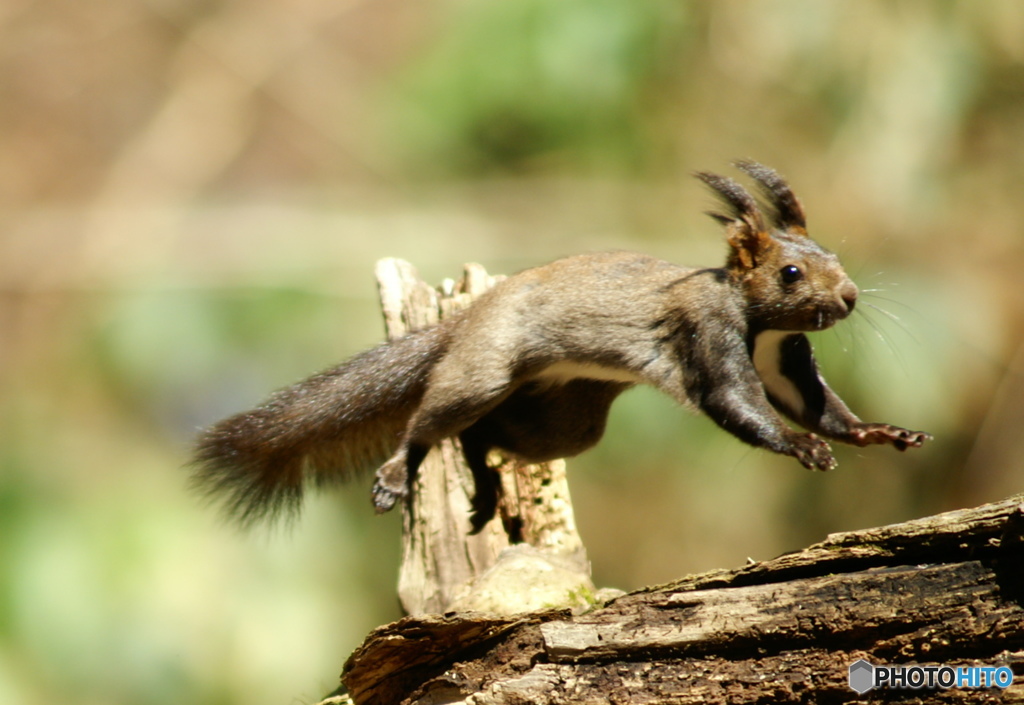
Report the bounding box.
[191,323,449,525]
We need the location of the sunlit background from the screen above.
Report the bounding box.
[2,1,1023,703]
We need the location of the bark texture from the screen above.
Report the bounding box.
[342,494,1024,704]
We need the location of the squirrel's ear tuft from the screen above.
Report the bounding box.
[694,171,763,229]
[704,211,735,226]
[733,160,807,234]
[695,170,772,269]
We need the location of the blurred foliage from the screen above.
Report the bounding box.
[391,0,689,174]
[2,0,1024,703]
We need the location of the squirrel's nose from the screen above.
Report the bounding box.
[840,282,858,313]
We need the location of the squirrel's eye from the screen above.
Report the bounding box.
[780,265,803,284]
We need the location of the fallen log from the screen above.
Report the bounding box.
[339,494,1024,704]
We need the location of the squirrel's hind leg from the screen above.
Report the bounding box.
[370,363,518,514]
[459,435,502,534]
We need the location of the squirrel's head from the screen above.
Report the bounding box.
[696,161,858,333]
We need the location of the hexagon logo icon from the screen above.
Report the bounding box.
[848,659,875,694]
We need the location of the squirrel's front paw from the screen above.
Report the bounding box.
[789,433,837,472]
[851,423,932,451]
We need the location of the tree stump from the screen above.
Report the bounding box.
[374,259,592,617]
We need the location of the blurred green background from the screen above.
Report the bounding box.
[2,1,1023,702]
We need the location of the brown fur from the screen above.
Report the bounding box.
[191,162,930,528]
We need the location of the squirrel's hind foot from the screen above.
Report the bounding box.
[371,454,410,513]
[371,478,405,513]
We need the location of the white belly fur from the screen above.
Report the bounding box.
[534,360,644,385]
[752,330,806,417]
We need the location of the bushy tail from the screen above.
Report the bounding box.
[190,324,448,526]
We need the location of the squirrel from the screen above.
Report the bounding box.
[192,161,931,530]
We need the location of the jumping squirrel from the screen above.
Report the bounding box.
[192,161,931,529]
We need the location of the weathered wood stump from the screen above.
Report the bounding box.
[374,259,592,617]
